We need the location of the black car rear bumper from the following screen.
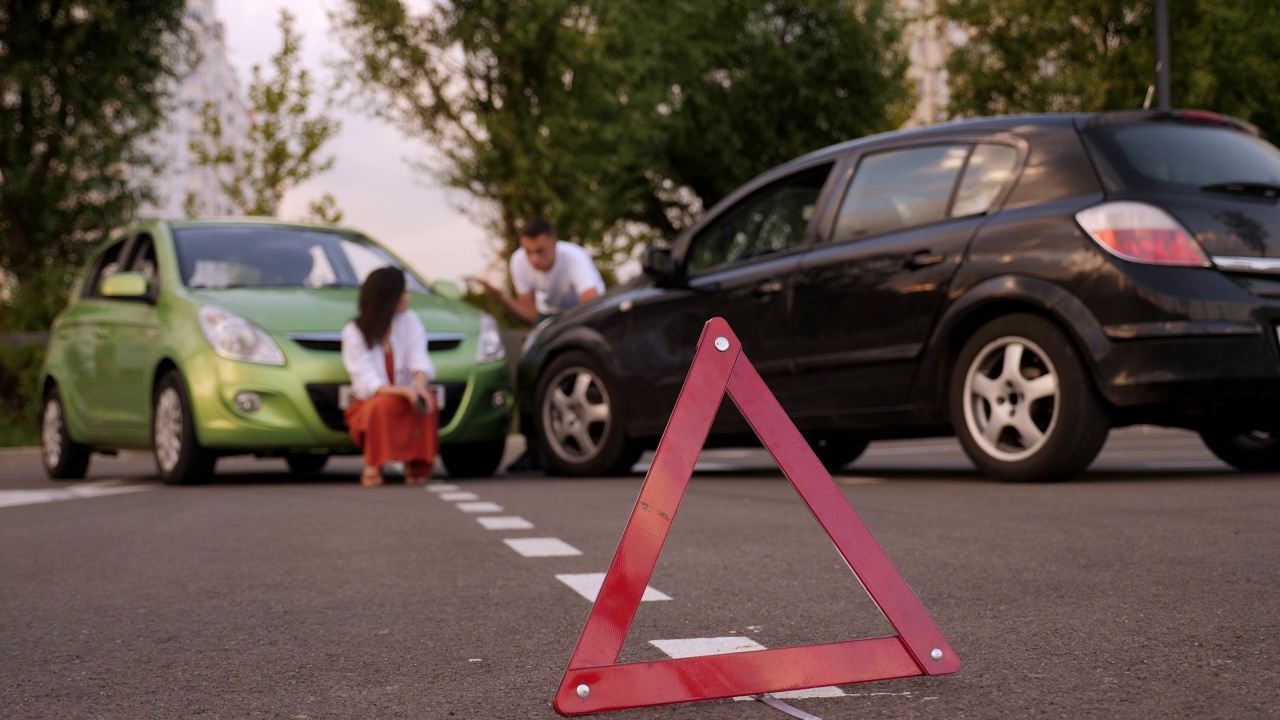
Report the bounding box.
[1096,327,1280,412]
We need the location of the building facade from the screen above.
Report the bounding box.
[136,0,248,219]
[897,0,953,128]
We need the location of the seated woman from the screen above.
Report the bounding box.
[341,267,438,487]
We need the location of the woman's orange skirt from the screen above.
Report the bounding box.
[344,394,438,475]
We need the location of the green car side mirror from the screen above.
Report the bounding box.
[433,280,462,301]
[100,272,150,299]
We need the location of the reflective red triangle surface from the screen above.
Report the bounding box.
[553,317,960,716]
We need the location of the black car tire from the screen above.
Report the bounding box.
[950,314,1109,482]
[41,386,91,480]
[153,370,215,485]
[807,434,869,472]
[1198,427,1280,471]
[440,440,507,478]
[535,351,640,476]
[285,453,329,475]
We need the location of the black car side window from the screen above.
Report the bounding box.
[85,240,128,298]
[952,144,1019,217]
[686,163,832,273]
[834,144,969,242]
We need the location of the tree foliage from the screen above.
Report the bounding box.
[0,0,188,330]
[188,9,341,219]
[939,1,1280,139]
[331,0,909,280]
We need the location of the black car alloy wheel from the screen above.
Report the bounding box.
[950,314,1110,482]
[535,351,640,476]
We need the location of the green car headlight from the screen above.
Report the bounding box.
[476,312,506,364]
[198,305,286,366]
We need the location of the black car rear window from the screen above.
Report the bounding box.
[1082,122,1280,192]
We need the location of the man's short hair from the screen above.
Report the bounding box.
[521,217,555,239]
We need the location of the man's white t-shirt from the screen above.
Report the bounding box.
[510,241,605,317]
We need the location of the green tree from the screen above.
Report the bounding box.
[188,9,341,219]
[939,1,1280,139]
[0,0,188,331]
[656,0,911,221]
[331,0,909,279]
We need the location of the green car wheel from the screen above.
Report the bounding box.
[42,386,90,480]
[154,370,215,485]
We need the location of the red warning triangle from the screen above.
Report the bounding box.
[553,317,960,715]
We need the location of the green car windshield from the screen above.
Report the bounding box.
[172,225,429,293]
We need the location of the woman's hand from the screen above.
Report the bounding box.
[407,384,434,413]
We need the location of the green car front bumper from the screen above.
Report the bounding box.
[186,347,512,453]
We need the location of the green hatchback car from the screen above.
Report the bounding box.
[40,219,513,483]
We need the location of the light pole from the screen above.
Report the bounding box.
[1155,0,1171,109]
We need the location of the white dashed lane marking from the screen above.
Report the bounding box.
[556,572,671,602]
[0,482,154,509]
[503,537,582,557]
[476,516,535,530]
[649,637,845,700]
[456,501,504,513]
[438,491,480,501]
[426,484,460,492]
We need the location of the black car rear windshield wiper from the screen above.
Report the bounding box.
[1199,181,1280,199]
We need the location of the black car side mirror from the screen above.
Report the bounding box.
[642,246,679,285]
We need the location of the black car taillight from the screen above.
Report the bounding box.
[1075,201,1211,267]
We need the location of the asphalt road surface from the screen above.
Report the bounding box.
[2,428,1278,719]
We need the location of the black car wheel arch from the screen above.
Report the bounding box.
[919,274,1114,417]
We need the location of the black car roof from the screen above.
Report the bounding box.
[786,109,1259,170]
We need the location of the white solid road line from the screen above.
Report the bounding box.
[649,637,845,700]
[456,501,504,513]
[476,516,535,530]
[503,537,582,557]
[555,572,671,602]
[0,481,154,509]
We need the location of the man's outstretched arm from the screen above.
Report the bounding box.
[471,278,539,325]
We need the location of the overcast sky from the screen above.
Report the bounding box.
[216,0,498,285]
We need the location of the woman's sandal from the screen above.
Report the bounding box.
[360,467,384,487]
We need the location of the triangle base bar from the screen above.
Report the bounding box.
[554,637,920,715]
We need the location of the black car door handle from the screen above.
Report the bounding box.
[904,251,945,270]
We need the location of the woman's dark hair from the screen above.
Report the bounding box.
[355,266,406,347]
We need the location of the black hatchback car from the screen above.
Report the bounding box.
[517,109,1280,482]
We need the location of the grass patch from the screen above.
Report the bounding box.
[0,422,39,448]
[0,342,45,448]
